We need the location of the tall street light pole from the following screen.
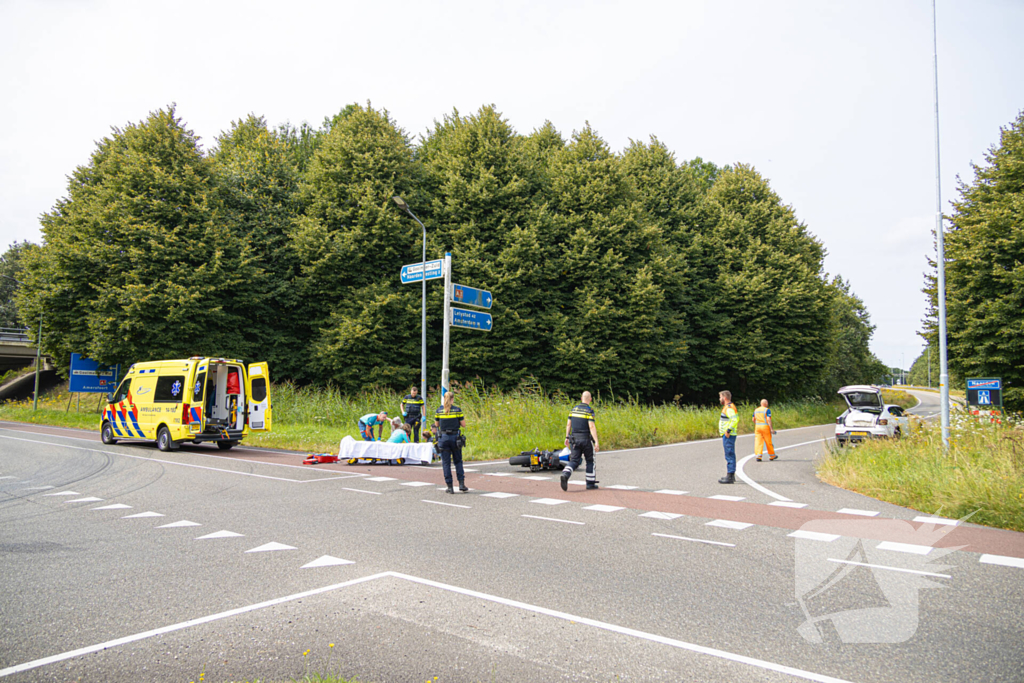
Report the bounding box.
[392,196,428,410]
[0,273,42,410]
[932,0,951,449]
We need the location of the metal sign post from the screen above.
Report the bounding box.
[966,378,1002,417]
[441,253,452,396]
[440,254,495,397]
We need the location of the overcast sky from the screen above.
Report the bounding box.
[2,0,1022,371]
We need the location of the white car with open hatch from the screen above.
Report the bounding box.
[834,385,910,446]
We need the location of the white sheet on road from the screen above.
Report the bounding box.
[337,435,434,465]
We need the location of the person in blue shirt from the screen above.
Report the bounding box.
[357,411,388,441]
[387,422,412,444]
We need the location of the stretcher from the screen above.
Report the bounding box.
[337,435,436,465]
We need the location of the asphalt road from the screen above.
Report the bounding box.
[1,389,1021,682]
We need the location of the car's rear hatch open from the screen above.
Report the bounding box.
[838,385,883,427]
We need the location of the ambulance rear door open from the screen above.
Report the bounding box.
[246,362,272,431]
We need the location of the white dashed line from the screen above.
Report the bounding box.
[706,519,753,530]
[640,511,683,520]
[913,516,959,526]
[123,511,164,518]
[92,504,132,510]
[837,508,880,517]
[157,520,201,528]
[196,530,244,540]
[828,558,951,579]
[400,481,434,487]
[769,501,807,508]
[484,473,515,477]
[522,515,583,525]
[653,533,735,548]
[365,476,397,482]
[605,485,638,490]
[481,492,519,499]
[980,554,1024,569]
[788,530,840,542]
[582,505,625,513]
[23,486,54,490]
[66,497,103,503]
[301,555,354,568]
[342,488,382,495]
[521,476,552,481]
[530,498,569,506]
[708,494,745,502]
[42,491,80,496]
[422,500,471,509]
[655,490,688,495]
[246,542,297,553]
[876,541,933,555]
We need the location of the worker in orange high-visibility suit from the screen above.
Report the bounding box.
[752,399,777,461]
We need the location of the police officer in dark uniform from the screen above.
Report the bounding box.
[560,391,600,491]
[400,386,425,442]
[434,391,467,494]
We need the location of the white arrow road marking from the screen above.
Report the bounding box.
[302,555,354,568]
[246,542,297,553]
[828,559,951,579]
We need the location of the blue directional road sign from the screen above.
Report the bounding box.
[69,353,120,393]
[452,283,493,309]
[451,307,493,332]
[400,259,444,284]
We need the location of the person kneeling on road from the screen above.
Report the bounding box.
[560,391,600,491]
[388,422,412,444]
[434,392,467,494]
[357,411,388,442]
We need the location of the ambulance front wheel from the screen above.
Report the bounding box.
[217,441,237,451]
[157,426,179,452]
[101,422,118,445]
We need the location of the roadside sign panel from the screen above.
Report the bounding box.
[966,377,1002,413]
[400,259,444,284]
[452,283,493,309]
[451,307,493,332]
[69,353,120,393]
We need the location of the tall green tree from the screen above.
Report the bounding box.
[0,241,39,328]
[290,104,422,390]
[19,106,257,370]
[816,276,889,393]
[925,110,1024,409]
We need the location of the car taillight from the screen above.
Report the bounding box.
[182,403,191,425]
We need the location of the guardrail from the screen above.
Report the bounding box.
[0,327,31,343]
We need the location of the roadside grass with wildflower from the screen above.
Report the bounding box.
[818,413,1024,532]
[0,379,850,460]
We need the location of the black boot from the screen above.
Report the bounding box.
[458,480,468,492]
[718,472,735,484]
[560,470,570,491]
[586,480,599,490]
[446,484,454,494]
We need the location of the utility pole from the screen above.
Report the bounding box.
[932,0,951,449]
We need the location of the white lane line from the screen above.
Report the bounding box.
[708,494,745,502]
[568,481,586,486]
[828,559,951,579]
[0,476,15,479]
[484,472,515,477]
[342,488,382,495]
[422,500,471,509]
[400,481,434,487]
[22,486,54,490]
[123,511,163,518]
[582,504,624,513]
[365,476,397,482]
[246,542,297,552]
[599,422,833,455]
[0,572,393,679]
[876,541,933,555]
[521,476,552,481]
[522,515,584,525]
[92,504,132,511]
[837,508,880,517]
[156,520,201,528]
[530,498,569,506]
[913,516,959,526]
[735,437,830,502]
[652,533,735,548]
[0,434,359,484]
[769,501,807,509]
[196,530,244,540]
[655,489,688,495]
[302,555,354,568]
[706,519,753,530]
[42,491,80,496]
[980,554,1024,569]
[65,497,103,503]
[789,530,840,542]
[605,484,638,490]
[641,511,683,520]
[481,492,519,499]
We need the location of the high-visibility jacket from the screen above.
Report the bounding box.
[753,406,771,425]
[719,402,739,436]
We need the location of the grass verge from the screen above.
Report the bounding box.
[0,380,849,460]
[817,417,1024,532]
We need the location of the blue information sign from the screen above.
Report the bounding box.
[966,378,1001,390]
[69,353,120,393]
[452,283,493,309]
[400,259,444,284]
[451,307,493,332]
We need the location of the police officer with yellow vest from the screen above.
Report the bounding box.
[400,386,425,442]
[434,391,467,494]
[718,390,739,484]
[560,391,600,491]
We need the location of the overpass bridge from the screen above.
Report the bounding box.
[0,328,53,374]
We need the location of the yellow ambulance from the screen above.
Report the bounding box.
[100,357,272,451]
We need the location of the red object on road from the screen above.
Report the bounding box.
[302,454,339,465]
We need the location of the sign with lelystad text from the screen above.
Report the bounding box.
[452,283,493,309]
[69,353,120,393]
[400,259,444,284]
[451,307,492,332]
